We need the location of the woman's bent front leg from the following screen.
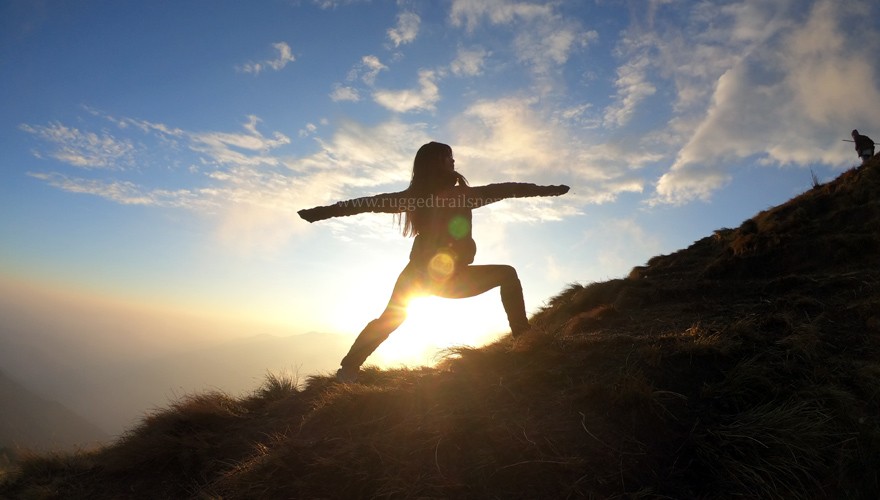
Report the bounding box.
[437,264,530,336]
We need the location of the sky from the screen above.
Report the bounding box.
[2,0,880,372]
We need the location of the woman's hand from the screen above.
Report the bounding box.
[298,206,331,223]
[542,184,570,196]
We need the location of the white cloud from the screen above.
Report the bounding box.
[330,85,360,102]
[450,47,489,76]
[26,172,217,212]
[514,22,596,75]
[300,120,429,189]
[449,0,594,77]
[372,69,440,113]
[447,96,646,220]
[188,115,291,168]
[332,56,386,103]
[20,122,135,170]
[27,173,153,205]
[359,55,388,85]
[299,123,318,138]
[654,0,880,204]
[84,106,186,138]
[387,12,420,47]
[312,0,369,8]
[24,113,296,212]
[603,39,656,128]
[615,0,798,140]
[451,97,558,170]
[24,100,651,252]
[450,0,552,32]
[27,115,427,253]
[237,42,295,75]
[560,103,595,125]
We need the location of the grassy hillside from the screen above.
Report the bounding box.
[2,159,879,499]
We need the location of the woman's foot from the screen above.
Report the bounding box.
[511,324,532,338]
[336,365,360,383]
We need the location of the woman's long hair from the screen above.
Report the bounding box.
[400,142,468,237]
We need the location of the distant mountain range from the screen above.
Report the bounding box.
[0,330,352,441]
[0,370,108,453]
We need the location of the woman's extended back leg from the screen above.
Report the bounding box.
[339,264,422,369]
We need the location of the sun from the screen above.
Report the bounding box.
[323,261,514,368]
[370,294,510,368]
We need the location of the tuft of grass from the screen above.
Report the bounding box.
[695,399,838,499]
[251,370,300,403]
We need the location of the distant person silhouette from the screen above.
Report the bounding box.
[298,141,569,382]
[852,129,875,163]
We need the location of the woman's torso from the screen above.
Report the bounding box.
[408,191,476,269]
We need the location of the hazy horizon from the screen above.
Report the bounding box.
[0,274,349,438]
[1,273,514,439]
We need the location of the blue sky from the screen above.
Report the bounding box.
[3,0,880,367]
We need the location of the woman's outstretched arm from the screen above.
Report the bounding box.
[299,183,569,222]
[298,190,410,223]
[453,182,569,209]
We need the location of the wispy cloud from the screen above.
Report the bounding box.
[25,99,617,249]
[236,42,295,75]
[330,85,360,102]
[356,55,387,85]
[603,38,656,128]
[312,0,368,8]
[372,69,440,113]
[26,0,879,251]
[27,173,154,205]
[23,112,293,212]
[26,172,216,211]
[449,0,595,77]
[450,0,553,31]
[512,18,596,76]
[450,47,489,76]
[448,95,645,221]
[387,12,420,47]
[22,110,434,250]
[652,0,880,204]
[188,115,291,168]
[19,122,135,170]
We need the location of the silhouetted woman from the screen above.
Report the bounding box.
[298,142,569,381]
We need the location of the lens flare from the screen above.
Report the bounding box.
[447,215,470,239]
[428,250,456,282]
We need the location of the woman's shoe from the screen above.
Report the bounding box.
[336,365,360,383]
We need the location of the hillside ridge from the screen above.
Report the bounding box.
[0,370,108,456]
[2,159,879,499]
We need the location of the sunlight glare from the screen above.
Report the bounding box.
[371,294,508,368]
[322,257,513,369]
